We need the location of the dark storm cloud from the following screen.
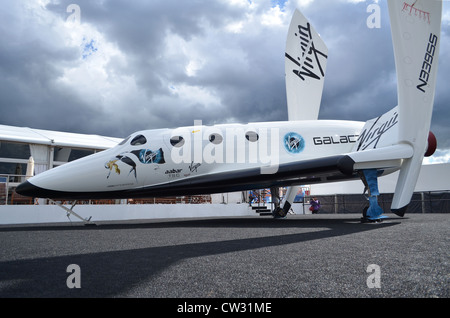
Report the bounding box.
[0,2,103,134]
[46,0,245,96]
[296,0,397,121]
[42,0,280,135]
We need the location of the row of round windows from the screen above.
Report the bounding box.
[121,131,260,148]
[170,131,260,148]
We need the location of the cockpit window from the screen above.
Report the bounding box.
[130,134,147,146]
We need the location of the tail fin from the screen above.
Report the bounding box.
[388,0,442,215]
[278,9,328,217]
[285,9,328,121]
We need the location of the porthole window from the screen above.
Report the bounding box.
[245,131,259,142]
[209,133,223,145]
[130,134,147,146]
[170,136,185,147]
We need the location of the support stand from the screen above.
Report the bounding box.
[359,169,387,223]
[270,187,286,218]
[47,199,95,225]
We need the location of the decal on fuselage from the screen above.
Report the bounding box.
[104,148,166,181]
[313,135,358,145]
[356,110,398,151]
[165,168,182,178]
[189,161,201,173]
[134,148,165,164]
[284,132,305,154]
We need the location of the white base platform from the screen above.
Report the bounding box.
[0,203,256,225]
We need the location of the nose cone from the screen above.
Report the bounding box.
[14,147,136,200]
[16,180,54,198]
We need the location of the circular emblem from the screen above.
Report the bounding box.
[284,132,305,154]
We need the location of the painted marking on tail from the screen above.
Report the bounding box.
[417,33,438,93]
[285,22,327,82]
[402,1,431,24]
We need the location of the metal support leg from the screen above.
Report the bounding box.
[270,187,286,218]
[360,169,384,220]
[48,199,94,225]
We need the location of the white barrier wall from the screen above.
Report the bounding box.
[0,204,254,225]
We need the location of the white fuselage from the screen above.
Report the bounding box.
[22,120,364,198]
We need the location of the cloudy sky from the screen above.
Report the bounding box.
[1,0,449,162]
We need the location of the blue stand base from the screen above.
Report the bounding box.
[361,169,385,220]
[361,215,389,223]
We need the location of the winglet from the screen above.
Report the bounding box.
[388,0,442,215]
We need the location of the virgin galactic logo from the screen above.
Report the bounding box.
[284,132,305,154]
[285,22,327,82]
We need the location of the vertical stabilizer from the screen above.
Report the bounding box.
[279,9,328,217]
[285,9,328,121]
[388,0,442,215]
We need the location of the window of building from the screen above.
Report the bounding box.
[0,162,27,178]
[0,142,32,177]
[0,142,31,159]
[68,149,95,162]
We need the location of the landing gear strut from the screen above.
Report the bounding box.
[270,187,287,218]
[48,199,95,226]
[359,170,388,223]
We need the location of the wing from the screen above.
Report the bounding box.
[132,155,355,197]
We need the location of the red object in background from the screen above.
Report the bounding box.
[425,131,437,157]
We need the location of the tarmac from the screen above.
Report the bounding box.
[0,213,448,299]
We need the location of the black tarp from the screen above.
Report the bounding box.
[307,191,450,214]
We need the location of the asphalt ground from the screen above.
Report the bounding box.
[0,213,448,301]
